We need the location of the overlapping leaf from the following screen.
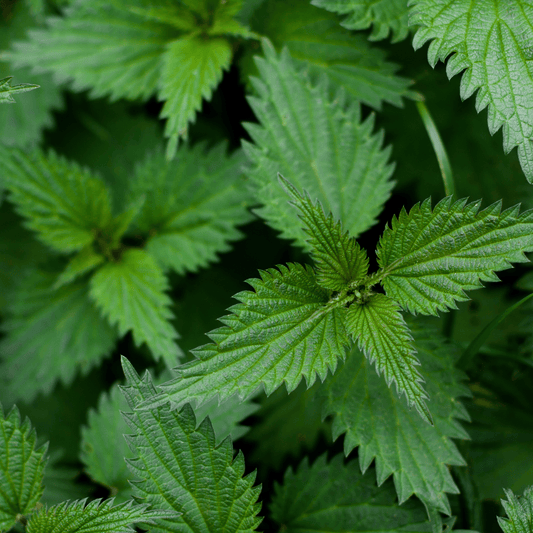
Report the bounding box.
[7,0,254,155]
[89,248,181,366]
[242,0,415,108]
[0,404,47,531]
[347,294,431,423]
[0,146,113,253]
[410,0,533,181]
[312,0,410,42]
[126,143,253,275]
[0,270,117,402]
[280,176,369,290]
[271,454,431,532]
[120,358,262,532]
[498,486,533,533]
[318,320,470,514]
[377,197,533,315]
[140,263,349,412]
[25,498,168,533]
[0,76,39,103]
[244,40,395,249]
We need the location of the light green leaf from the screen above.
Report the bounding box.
[139,263,349,411]
[89,248,182,366]
[410,0,533,181]
[119,358,263,532]
[0,76,39,103]
[126,143,253,275]
[244,40,395,249]
[318,319,470,514]
[347,294,432,424]
[54,246,105,288]
[271,454,431,532]
[498,486,533,533]
[376,197,533,316]
[26,498,169,533]
[160,36,232,157]
[312,0,409,41]
[242,0,416,108]
[0,270,117,403]
[0,404,47,531]
[0,146,113,254]
[80,386,133,503]
[280,176,369,291]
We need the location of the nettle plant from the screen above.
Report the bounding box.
[1,0,533,532]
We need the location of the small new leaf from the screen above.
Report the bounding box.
[25,498,169,533]
[139,263,349,411]
[0,76,39,103]
[120,358,263,532]
[0,146,113,254]
[377,197,533,315]
[347,294,432,424]
[89,249,182,366]
[280,175,369,291]
[498,486,533,533]
[0,404,47,531]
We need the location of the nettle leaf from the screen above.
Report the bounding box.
[347,294,431,424]
[244,40,395,249]
[120,358,263,532]
[271,454,430,532]
[8,0,252,156]
[0,404,47,531]
[318,319,470,514]
[0,270,117,403]
[0,76,39,103]
[89,248,182,367]
[0,1,63,147]
[498,486,533,533]
[140,263,349,411]
[54,246,105,289]
[0,146,113,254]
[80,385,133,503]
[126,143,253,275]
[280,176,369,291]
[25,498,168,533]
[312,0,410,42]
[243,0,415,108]
[377,197,533,316]
[410,0,533,181]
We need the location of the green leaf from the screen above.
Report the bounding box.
[312,0,410,42]
[0,76,39,103]
[244,40,395,249]
[498,487,533,533]
[80,385,133,503]
[376,197,533,316]
[410,0,533,182]
[347,294,432,424]
[0,270,117,403]
[159,36,232,157]
[126,143,253,275]
[242,0,416,108]
[54,246,105,288]
[0,404,47,531]
[318,319,470,514]
[25,498,169,533]
[140,263,349,411]
[89,248,182,366]
[119,358,263,532]
[0,146,113,254]
[280,176,369,291]
[271,454,431,532]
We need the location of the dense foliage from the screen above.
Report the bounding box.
[1,0,533,532]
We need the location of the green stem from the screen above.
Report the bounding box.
[457,292,533,371]
[416,101,455,197]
